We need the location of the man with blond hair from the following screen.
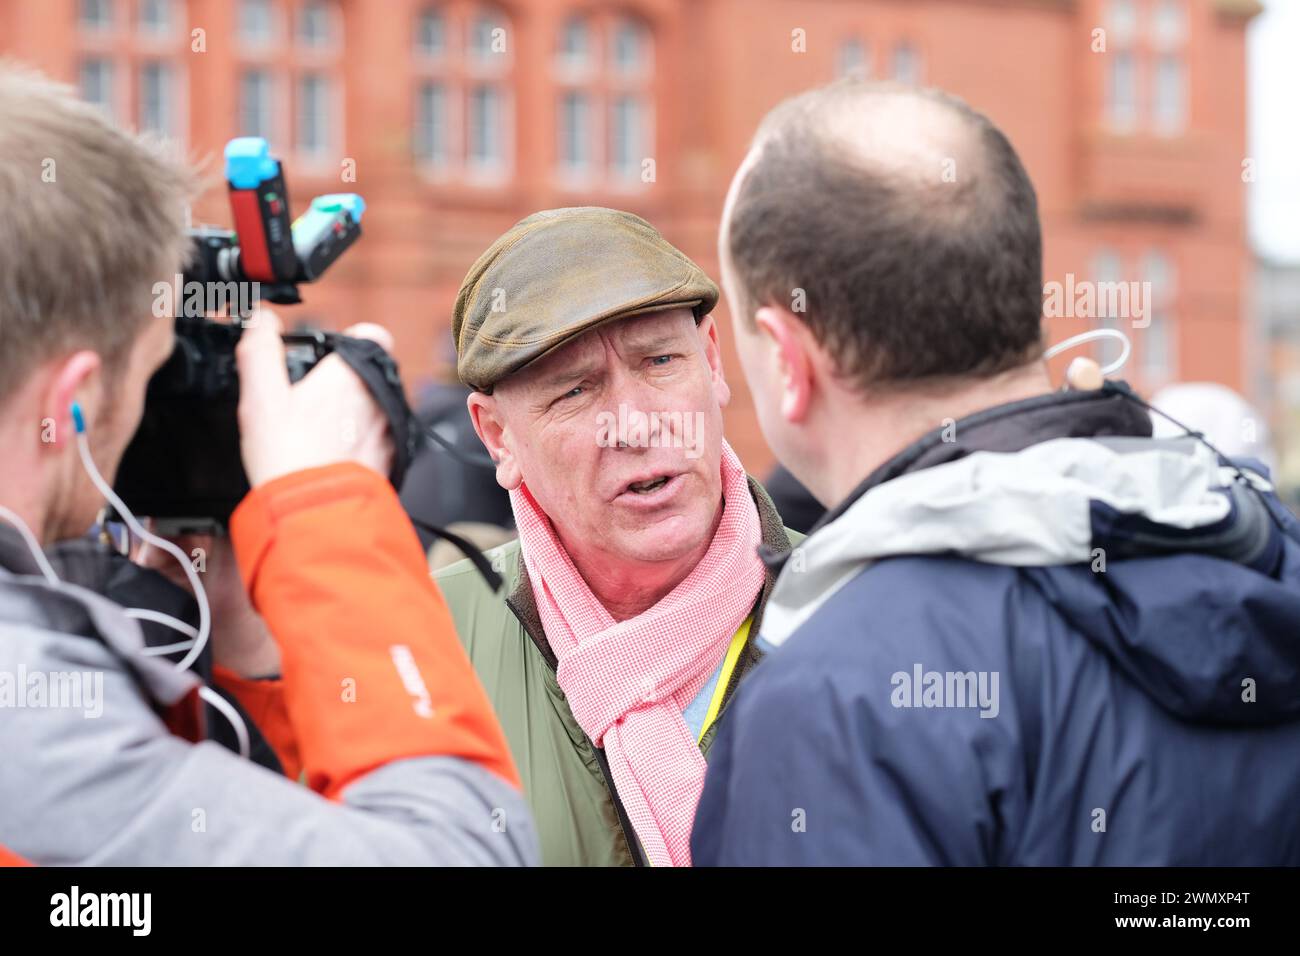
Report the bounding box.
[0,65,535,866]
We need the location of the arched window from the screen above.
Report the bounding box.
[297,0,335,49]
[891,40,921,85]
[466,7,510,177]
[558,16,593,70]
[412,5,513,182]
[238,0,278,46]
[415,6,447,58]
[554,12,654,188]
[138,0,176,36]
[76,0,187,141]
[1103,0,1188,136]
[556,15,596,178]
[611,17,650,76]
[836,38,869,80]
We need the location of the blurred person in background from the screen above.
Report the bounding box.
[762,463,825,535]
[435,207,801,866]
[1149,382,1276,475]
[400,359,514,566]
[693,79,1300,866]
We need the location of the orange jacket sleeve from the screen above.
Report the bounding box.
[0,845,31,867]
[211,666,302,781]
[229,462,519,798]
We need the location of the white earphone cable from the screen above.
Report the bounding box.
[0,404,249,759]
[1043,327,1132,376]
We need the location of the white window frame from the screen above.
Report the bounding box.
[78,58,117,120]
[137,0,176,37]
[836,38,870,80]
[608,93,652,186]
[465,82,512,183]
[415,7,449,59]
[1106,50,1139,133]
[138,60,179,137]
[892,41,922,85]
[610,17,651,78]
[1152,54,1187,136]
[297,0,338,51]
[295,72,334,160]
[1140,250,1178,383]
[558,88,595,178]
[79,0,115,31]
[239,68,277,142]
[238,0,280,47]
[415,80,452,171]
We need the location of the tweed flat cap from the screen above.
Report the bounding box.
[452,207,719,391]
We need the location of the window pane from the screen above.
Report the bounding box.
[416,8,446,56]
[139,62,173,135]
[559,90,591,170]
[415,81,449,165]
[468,84,502,168]
[1153,55,1187,135]
[609,95,645,177]
[298,0,331,47]
[837,38,869,79]
[1144,251,1176,307]
[1152,0,1187,48]
[78,59,114,118]
[239,0,275,44]
[612,19,647,74]
[470,12,506,60]
[1107,0,1138,44]
[1141,252,1177,380]
[138,0,173,34]
[1107,51,1138,131]
[892,42,921,84]
[1142,314,1172,379]
[559,17,591,67]
[239,70,273,139]
[79,0,113,30]
[1091,249,1124,331]
[297,74,330,154]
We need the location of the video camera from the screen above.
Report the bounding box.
[113,138,423,530]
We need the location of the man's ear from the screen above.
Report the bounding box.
[466,391,522,491]
[753,306,813,423]
[697,314,731,409]
[41,350,102,449]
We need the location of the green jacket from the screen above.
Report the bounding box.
[434,477,800,866]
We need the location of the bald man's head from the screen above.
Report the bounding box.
[721,80,1044,392]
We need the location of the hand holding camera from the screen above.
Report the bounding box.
[112,137,424,527]
[237,307,396,487]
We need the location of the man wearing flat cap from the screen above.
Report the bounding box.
[434,207,799,866]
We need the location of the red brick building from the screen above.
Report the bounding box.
[0,0,1260,473]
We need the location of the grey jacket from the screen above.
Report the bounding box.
[0,526,538,866]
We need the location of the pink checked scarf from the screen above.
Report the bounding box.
[510,441,764,867]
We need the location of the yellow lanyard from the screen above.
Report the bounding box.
[635,617,755,865]
[697,616,752,745]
